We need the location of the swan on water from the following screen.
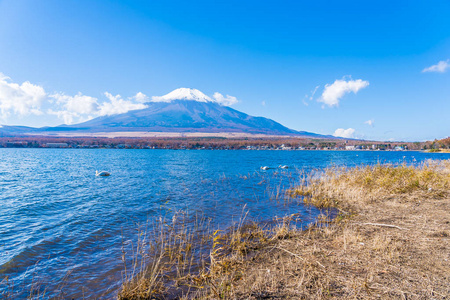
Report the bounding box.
[279,165,289,169]
[96,170,111,177]
[260,166,269,170]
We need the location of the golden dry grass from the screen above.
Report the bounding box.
[427,149,450,153]
[291,160,450,208]
[119,160,450,299]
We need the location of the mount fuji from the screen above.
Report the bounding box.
[0,88,334,138]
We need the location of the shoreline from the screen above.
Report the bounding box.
[119,161,450,299]
[0,136,424,151]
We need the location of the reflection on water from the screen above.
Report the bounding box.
[0,149,448,298]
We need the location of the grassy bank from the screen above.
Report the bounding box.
[427,149,450,153]
[120,160,450,299]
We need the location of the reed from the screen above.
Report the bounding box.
[118,212,214,299]
[290,160,450,209]
[118,207,304,299]
[119,160,450,299]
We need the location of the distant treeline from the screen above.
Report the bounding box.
[0,136,429,150]
[428,137,450,149]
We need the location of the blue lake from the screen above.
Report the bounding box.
[1,149,449,298]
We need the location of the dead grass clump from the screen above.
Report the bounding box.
[291,160,450,209]
[118,213,214,299]
[118,211,302,299]
[221,160,450,299]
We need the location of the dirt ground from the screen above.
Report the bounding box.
[227,193,449,299]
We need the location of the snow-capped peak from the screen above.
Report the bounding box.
[151,88,212,103]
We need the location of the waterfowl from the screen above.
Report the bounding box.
[279,165,289,169]
[260,166,270,170]
[96,170,111,177]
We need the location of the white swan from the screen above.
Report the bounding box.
[260,166,270,170]
[279,165,289,169]
[96,170,111,177]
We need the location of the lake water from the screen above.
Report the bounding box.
[1,149,449,299]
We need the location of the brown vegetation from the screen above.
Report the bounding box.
[424,137,450,151]
[0,136,423,150]
[427,149,450,153]
[120,160,450,299]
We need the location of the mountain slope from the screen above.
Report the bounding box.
[56,100,322,137]
[0,88,335,138]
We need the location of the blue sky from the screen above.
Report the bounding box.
[0,0,449,141]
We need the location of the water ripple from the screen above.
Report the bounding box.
[0,149,449,298]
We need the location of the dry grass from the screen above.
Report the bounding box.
[119,160,450,299]
[118,212,215,299]
[291,160,450,209]
[427,149,450,153]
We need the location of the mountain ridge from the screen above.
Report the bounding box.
[0,89,336,139]
[56,100,331,138]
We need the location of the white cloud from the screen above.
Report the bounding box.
[48,92,100,124]
[302,85,320,106]
[0,72,152,125]
[212,92,238,106]
[0,74,244,126]
[333,128,356,138]
[364,119,374,126]
[47,109,93,125]
[0,74,46,119]
[318,78,369,107]
[131,92,149,103]
[99,92,148,116]
[309,86,319,100]
[422,60,450,73]
[51,92,99,114]
[261,100,266,106]
[48,91,149,124]
[0,73,11,80]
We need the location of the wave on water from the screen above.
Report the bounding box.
[1,149,449,298]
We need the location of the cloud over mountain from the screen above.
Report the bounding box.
[132,92,149,103]
[0,73,239,126]
[48,92,148,124]
[0,72,154,125]
[48,92,99,124]
[212,92,238,106]
[100,93,148,116]
[0,73,336,138]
